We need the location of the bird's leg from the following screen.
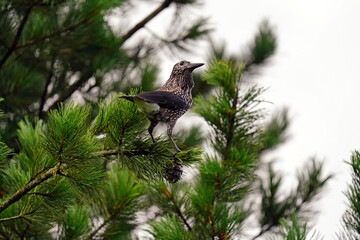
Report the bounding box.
[148,120,158,144]
[167,121,181,155]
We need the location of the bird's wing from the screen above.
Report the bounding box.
[135,91,187,109]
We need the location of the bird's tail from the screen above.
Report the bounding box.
[118,95,135,102]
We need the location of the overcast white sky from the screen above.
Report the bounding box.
[113,0,360,238]
[198,0,360,238]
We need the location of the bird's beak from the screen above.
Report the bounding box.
[187,63,204,71]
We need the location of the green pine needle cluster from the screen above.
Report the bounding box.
[0,93,202,239]
[257,159,331,238]
[89,164,145,239]
[0,1,337,238]
[339,151,360,239]
[147,59,331,240]
[147,60,267,239]
[272,213,323,240]
[0,57,332,239]
[0,0,211,150]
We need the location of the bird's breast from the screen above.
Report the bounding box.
[172,90,192,107]
[160,108,188,123]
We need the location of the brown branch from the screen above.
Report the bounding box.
[87,207,122,239]
[39,0,174,113]
[15,17,89,50]
[209,174,223,239]
[27,192,51,198]
[46,0,176,111]
[0,4,34,69]
[92,148,172,158]
[92,149,120,157]
[26,166,51,185]
[0,38,8,48]
[121,0,173,44]
[39,57,55,118]
[0,209,37,223]
[1,48,26,69]
[0,146,166,215]
[223,90,238,161]
[161,185,192,231]
[45,75,89,112]
[0,162,60,214]
[0,214,24,223]
[250,225,272,240]
[250,195,308,240]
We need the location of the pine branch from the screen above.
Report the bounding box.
[87,208,121,239]
[160,185,192,231]
[45,75,89,112]
[1,48,26,69]
[0,4,34,69]
[47,0,176,111]
[92,148,172,158]
[93,149,120,156]
[0,147,174,214]
[39,57,55,118]
[0,162,60,214]
[121,0,173,44]
[27,192,51,198]
[223,91,238,160]
[250,225,272,240]
[25,12,100,115]
[0,38,8,48]
[210,175,222,240]
[0,209,37,223]
[15,15,91,50]
[0,214,24,223]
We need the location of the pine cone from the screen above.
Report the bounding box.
[164,160,183,183]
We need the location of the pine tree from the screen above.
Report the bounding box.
[0,95,202,239]
[338,151,360,239]
[0,0,210,149]
[0,1,334,239]
[147,60,332,240]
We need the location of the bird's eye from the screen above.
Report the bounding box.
[180,61,184,66]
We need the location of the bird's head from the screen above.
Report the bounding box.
[165,61,204,91]
[171,61,204,76]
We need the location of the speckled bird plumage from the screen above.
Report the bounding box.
[119,61,204,154]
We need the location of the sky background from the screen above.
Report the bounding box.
[204,1,360,238]
[114,0,360,238]
[186,0,360,238]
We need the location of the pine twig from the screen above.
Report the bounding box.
[250,226,271,240]
[46,75,89,112]
[0,147,174,214]
[0,4,34,69]
[15,9,96,50]
[121,0,173,44]
[250,187,315,240]
[223,90,238,161]
[0,209,37,223]
[43,0,175,112]
[87,207,121,239]
[160,185,192,231]
[39,57,55,118]
[92,149,120,156]
[0,214,24,223]
[30,11,99,114]
[92,148,172,158]
[0,162,60,214]
[0,148,155,214]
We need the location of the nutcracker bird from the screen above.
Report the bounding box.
[119,61,204,154]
